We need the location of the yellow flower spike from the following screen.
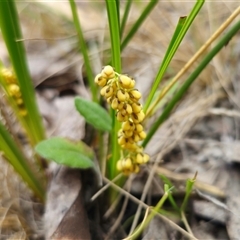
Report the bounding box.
[8,84,21,98]
[95,66,150,175]
[102,65,115,78]
[132,102,142,113]
[118,75,132,88]
[105,86,114,98]
[117,89,127,102]
[129,89,142,101]
[100,85,108,96]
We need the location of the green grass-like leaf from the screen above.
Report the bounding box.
[142,19,240,148]
[144,0,205,112]
[105,0,122,181]
[0,121,45,201]
[75,97,112,132]
[121,0,158,51]
[0,0,45,145]
[68,0,98,102]
[35,137,94,169]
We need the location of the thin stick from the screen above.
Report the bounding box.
[103,176,198,240]
[91,173,122,201]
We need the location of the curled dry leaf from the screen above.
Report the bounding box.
[44,164,91,240]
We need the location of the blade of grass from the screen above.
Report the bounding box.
[145,16,186,116]
[105,0,122,181]
[181,172,197,212]
[142,19,240,148]
[0,121,45,201]
[68,0,97,102]
[121,0,158,51]
[0,0,45,145]
[144,0,205,112]
[120,0,133,39]
[147,5,240,117]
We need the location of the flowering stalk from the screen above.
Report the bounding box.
[1,68,27,116]
[95,66,149,175]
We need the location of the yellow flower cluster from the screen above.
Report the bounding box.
[1,68,27,116]
[95,65,149,175]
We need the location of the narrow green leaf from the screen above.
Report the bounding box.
[144,0,205,112]
[142,19,240,148]
[68,0,98,102]
[35,137,94,169]
[0,121,45,201]
[75,97,112,132]
[121,0,158,51]
[0,0,45,145]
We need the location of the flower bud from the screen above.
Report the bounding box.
[138,131,146,139]
[132,102,142,113]
[117,160,123,171]
[95,74,107,86]
[118,136,127,145]
[124,103,133,115]
[135,153,144,164]
[122,120,134,131]
[111,98,119,110]
[129,89,141,101]
[102,65,115,78]
[100,85,108,96]
[117,111,128,122]
[117,89,126,102]
[123,130,133,138]
[8,84,21,98]
[129,79,135,89]
[105,86,114,98]
[135,123,143,132]
[119,75,132,88]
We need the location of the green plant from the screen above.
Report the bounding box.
[0,0,240,238]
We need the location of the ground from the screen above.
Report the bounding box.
[0,1,240,239]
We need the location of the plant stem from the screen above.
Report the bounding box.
[142,19,240,148]
[68,0,97,102]
[105,0,122,181]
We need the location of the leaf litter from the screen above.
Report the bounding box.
[1,1,240,239]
